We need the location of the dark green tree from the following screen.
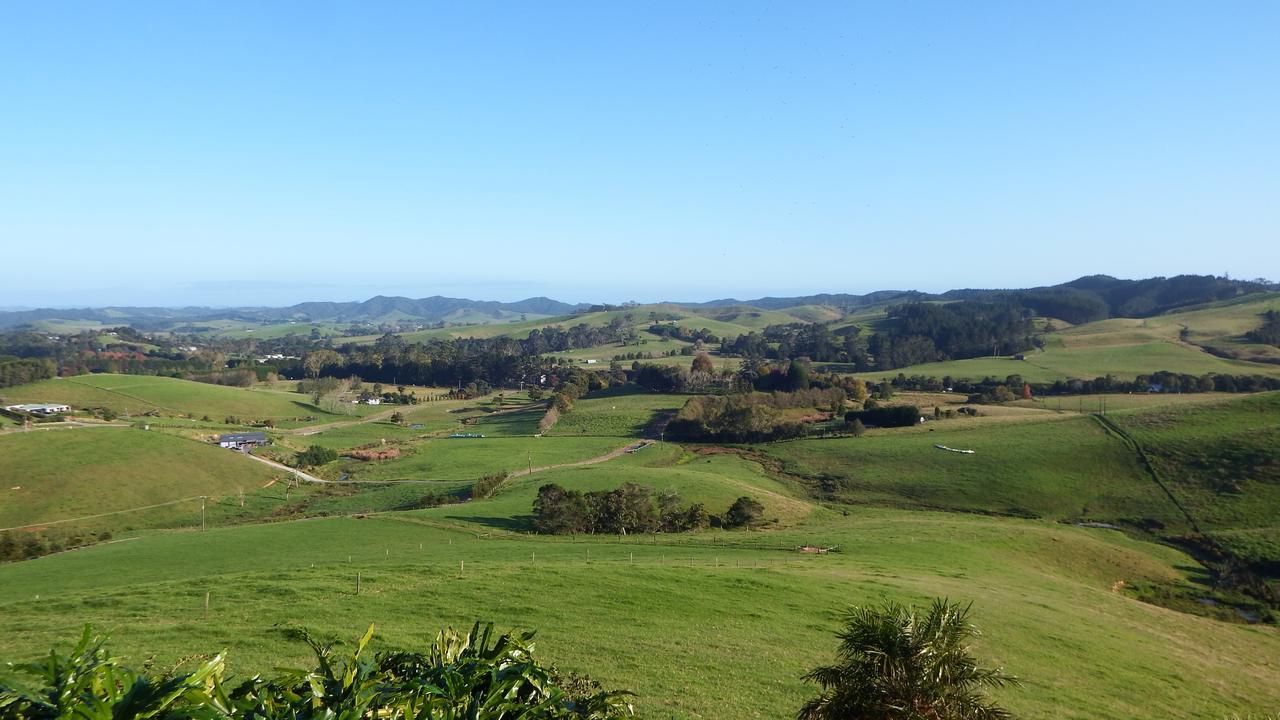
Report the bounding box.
[723,496,764,529]
[786,359,811,391]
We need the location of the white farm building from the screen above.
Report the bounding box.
[5,403,71,416]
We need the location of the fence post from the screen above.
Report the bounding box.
[355,573,361,595]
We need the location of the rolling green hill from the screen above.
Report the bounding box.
[0,488,1276,717]
[1,369,1277,718]
[0,427,279,531]
[0,374,344,423]
[1106,392,1280,575]
[850,295,1280,383]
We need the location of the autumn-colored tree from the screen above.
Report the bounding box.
[1022,383,1033,400]
[691,352,715,374]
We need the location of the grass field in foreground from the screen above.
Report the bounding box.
[0,428,279,530]
[0,508,1276,719]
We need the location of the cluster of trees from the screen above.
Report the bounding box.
[0,327,241,381]
[721,323,864,364]
[721,301,1036,372]
[666,388,846,443]
[874,301,1035,368]
[0,529,111,563]
[183,368,258,387]
[288,335,558,391]
[532,483,765,534]
[357,382,419,405]
[645,323,719,344]
[523,319,632,354]
[0,357,55,388]
[1247,309,1280,347]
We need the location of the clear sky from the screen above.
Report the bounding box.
[1,1,1277,307]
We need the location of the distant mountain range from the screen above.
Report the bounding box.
[0,275,1273,331]
[0,296,588,330]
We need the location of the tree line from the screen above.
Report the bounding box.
[1246,309,1280,347]
[533,483,765,535]
[720,300,1036,371]
[0,357,55,388]
[665,388,847,443]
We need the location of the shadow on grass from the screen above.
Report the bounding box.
[443,514,535,532]
[1175,563,1215,586]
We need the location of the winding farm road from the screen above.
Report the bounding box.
[508,441,651,478]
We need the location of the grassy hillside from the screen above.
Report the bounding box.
[852,340,1280,384]
[0,506,1276,718]
[850,296,1280,383]
[761,414,1183,527]
[0,374,342,423]
[0,428,279,530]
[2,381,1277,718]
[1107,392,1280,568]
[545,390,684,437]
[446,444,816,531]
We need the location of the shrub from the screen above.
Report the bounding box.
[844,405,920,428]
[295,445,339,467]
[0,624,634,718]
[472,471,510,500]
[723,496,765,529]
[799,599,1015,720]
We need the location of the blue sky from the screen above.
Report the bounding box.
[1,2,1277,307]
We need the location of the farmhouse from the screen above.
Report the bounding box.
[5,403,71,416]
[217,432,267,450]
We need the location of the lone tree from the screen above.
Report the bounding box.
[691,352,715,374]
[723,496,764,529]
[295,445,338,468]
[798,599,1016,720]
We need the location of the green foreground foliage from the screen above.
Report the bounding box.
[799,600,1015,720]
[0,623,632,719]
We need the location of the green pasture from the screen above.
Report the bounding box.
[852,340,1280,384]
[338,436,626,482]
[441,444,815,531]
[0,506,1276,718]
[0,374,346,422]
[1109,392,1280,539]
[2,377,1278,718]
[1010,391,1242,413]
[0,428,278,531]
[760,415,1184,527]
[546,391,684,437]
